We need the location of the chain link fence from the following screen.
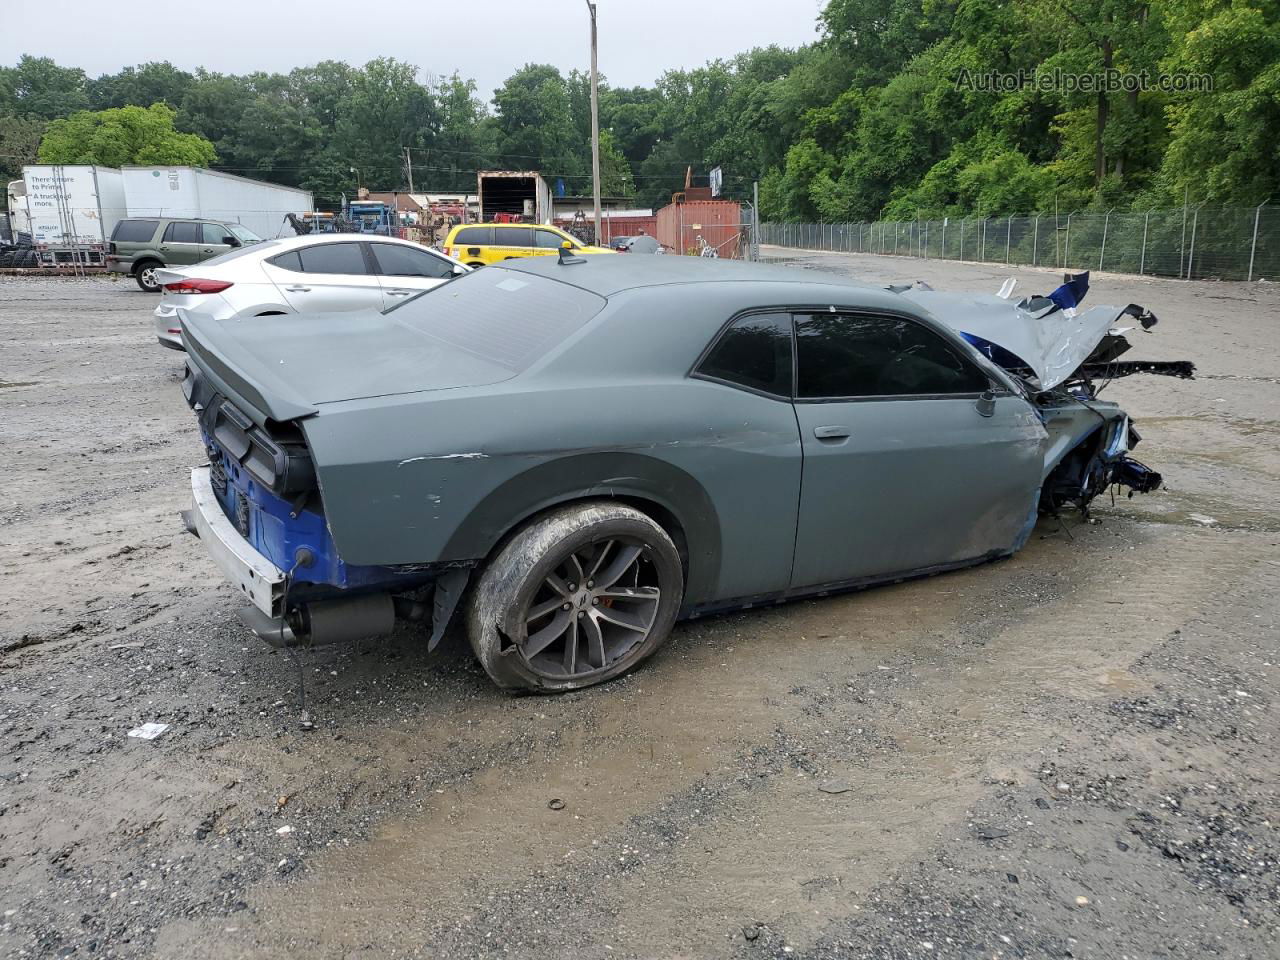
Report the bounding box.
[761,204,1280,281]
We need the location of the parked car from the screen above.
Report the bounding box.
[608,235,635,250]
[178,256,1190,693]
[107,217,263,292]
[617,235,661,254]
[441,222,614,266]
[151,234,469,350]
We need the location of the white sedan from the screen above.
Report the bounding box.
[152,234,469,350]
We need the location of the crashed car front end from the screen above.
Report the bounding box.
[899,271,1194,516]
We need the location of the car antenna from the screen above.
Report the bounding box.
[557,243,586,265]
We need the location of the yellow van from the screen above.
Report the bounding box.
[442,223,614,267]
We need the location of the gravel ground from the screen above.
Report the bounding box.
[0,256,1276,960]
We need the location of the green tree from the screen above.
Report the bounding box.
[37,103,216,166]
[6,55,88,119]
[0,114,45,189]
[87,61,194,110]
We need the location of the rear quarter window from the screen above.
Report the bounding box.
[389,267,605,372]
[111,220,159,243]
[454,226,492,245]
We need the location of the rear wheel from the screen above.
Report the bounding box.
[135,261,162,292]
[467,502,683,692]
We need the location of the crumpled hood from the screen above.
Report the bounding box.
[897,288,1128,389]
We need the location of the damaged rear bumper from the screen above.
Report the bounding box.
[184,465,286,618]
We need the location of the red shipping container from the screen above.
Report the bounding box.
[656,201,744,258]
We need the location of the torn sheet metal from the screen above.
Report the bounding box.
[897,287,1131,390]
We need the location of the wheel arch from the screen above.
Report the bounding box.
[441,452,721,613]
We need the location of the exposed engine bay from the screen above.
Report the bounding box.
[897,271,1194,516]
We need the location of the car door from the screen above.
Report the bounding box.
[789,310,1047,590]
[533,228,569,257]
[158,221,203,266]
[197,222,234,264]
[261,241,384,314]
[368,241,458,308]
[492,225,533,260]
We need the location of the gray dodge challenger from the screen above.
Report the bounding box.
[178,254,1191,692]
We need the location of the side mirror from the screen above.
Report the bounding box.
[451,263,467,276]
[222,236,240,248]
[975,389,996,418]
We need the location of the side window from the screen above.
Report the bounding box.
[454,226,492,245]
[202,223,230,245]
[534,229,566,249]
[297,242,369,276]
[695,313,793,397]
[163,221,200,243]
[494,226,529,247]
[370,243,453,279]
[795,312,989,399]
[267,250,303,272]
[111,220,159,243]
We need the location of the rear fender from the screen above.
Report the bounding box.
[438,453,722,612]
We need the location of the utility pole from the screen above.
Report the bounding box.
[586,0,602,244]
[404,147,415,193]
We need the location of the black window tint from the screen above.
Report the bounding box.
[494,226,528,247]
[111,220,158,243]
[267,250,302,272]
[202,223,231,245]
[697,313,793,397]
[163,221,200,243]
[454,226,492,245]
[371,242,452,278]
[297,242,369,276]
[795,312,988,399]
[534,229,565,249]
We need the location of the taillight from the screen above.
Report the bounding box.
[163,278,233,295]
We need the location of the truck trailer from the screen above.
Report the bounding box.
[122,167,313,240]
[476,170,552,225]
[9,165,127,266]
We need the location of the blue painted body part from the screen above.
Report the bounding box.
[960,331,1033,373]
[1048,271,1090,312]
[203,430,427,592]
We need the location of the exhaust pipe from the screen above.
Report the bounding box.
[239,593,396,648]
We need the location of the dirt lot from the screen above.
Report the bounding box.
[1,254,1276,960]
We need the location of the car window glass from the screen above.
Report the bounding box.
[266,250,302,272]
[534,229,565,249]
[297,242,369,276]
[230,225,260,243]
[795,312,988,399]
[163,221,200,243]
[202,223,230,245]
[697,313,793,397]
[371,242,453,279]
[494,226,528,247]
[455,226,492,245]
[198,239,280,268]
[111,220,158,243]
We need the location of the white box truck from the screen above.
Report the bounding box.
[11,165,127,265]
[122,167,312,240]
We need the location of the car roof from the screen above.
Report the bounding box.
[259,233,450,253]
[450,222,556,231]
[491,252,873,298]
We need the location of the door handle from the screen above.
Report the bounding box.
[385,289,412,296]
[285,285,311,292]
[813,425,851,440]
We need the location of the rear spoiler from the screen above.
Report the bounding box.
[182,313,317,426]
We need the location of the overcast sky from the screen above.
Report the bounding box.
[2,0,827,99]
